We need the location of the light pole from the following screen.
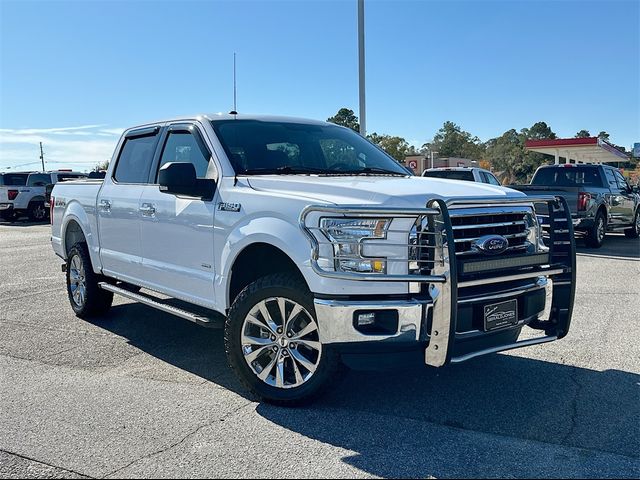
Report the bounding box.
[358,0,366,136]
[430,150,438,169]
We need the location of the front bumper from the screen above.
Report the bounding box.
[304,196,576,367]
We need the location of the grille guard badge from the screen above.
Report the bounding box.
[471,235,509,255]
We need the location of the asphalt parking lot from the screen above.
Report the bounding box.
[0,221,638,479]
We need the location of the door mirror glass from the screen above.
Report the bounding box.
[159,162,214,199]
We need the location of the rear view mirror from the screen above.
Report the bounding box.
[158,162,215,200]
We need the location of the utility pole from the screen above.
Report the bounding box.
[39,142,45,172]
[358,0,366,136]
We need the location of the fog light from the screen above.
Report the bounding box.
[356,312,376,326]
[353,310,399,335]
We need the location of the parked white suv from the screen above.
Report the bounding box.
[50,114,576,405]
[423,166,502,185]
[1,170,86,221]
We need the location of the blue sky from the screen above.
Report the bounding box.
[0,0,638,171]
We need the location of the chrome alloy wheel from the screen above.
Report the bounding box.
[69,254,87,308]
[597,216,605,242]
[241,297,322,389]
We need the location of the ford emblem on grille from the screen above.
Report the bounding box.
[472,235,509,255]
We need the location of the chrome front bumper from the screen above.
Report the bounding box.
[314,297,427,344]
[303,196,577,367]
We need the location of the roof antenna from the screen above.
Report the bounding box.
[229,53,238,115]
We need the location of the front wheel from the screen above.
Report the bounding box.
[585,211,606,248]
[66,242,113,319]
[624,209,640,239]
[224,273,339,406]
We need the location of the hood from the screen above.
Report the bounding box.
[246,175,526,207]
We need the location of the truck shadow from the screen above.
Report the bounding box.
[576,233,639,259]
[100,303,639,478]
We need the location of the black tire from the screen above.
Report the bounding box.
[224,273,340,406]
[1,210,18,222]
[624,209,640,239]
[66,242,113,319]
[585,210,606,248]
[28,201,48,222]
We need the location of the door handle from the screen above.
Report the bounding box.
[99,199,111,212]
[139,203,156,216]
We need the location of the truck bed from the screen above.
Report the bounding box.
[509,185,582,214]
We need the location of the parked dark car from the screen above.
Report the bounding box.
[512,164,640,247]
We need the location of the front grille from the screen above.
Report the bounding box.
[450,211,530,257]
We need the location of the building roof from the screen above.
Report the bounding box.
[525,137,629,163]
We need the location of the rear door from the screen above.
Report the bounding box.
[137,122,218,307]
[98,126,161,283]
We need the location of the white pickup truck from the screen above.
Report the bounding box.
[51,114,576,405]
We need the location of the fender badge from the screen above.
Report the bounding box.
[218,202,241,212]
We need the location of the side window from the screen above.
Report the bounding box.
[158,130,210,179]
[604,169,619,191]
[27,173,51,187]
[489,174,501,185]
[114,133,158,184]
[484,172,501,185]
[614,170,629,191]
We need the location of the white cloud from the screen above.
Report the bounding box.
[0,125,120,172]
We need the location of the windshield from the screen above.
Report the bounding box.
[531,166,603,187]
[0,173,29,186]
[423,170,475,182]
[210,120,410,176]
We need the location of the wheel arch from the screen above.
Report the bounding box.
[227,242,309,309]
[60,201,102,272]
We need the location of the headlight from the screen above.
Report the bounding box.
[526,212,549,253]
[320,218,390,273]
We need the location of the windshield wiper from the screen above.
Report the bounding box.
[334,167,408,176]
[241,166,328,175]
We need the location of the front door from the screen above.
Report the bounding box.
[98,127,160,283]
[613,170,635,224]
[138,123,218,308]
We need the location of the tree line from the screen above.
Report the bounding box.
[326,107,633,183]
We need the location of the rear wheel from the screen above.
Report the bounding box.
[28,201,48,222]
[585,210,606,248]
[624,209,640,239]
[224,273,339,406]
[66,242,113,319]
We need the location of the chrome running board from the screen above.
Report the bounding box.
[98,282,222,328]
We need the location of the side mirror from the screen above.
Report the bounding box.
[159,162,215,200]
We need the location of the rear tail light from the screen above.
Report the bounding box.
[8,190,18,200]
[578,192,591,211]
[50,196,55,224]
